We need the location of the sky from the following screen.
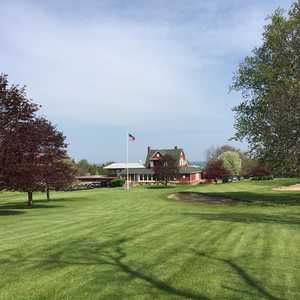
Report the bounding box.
[0,0,295,163]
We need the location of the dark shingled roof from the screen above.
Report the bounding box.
[145,148,184,167]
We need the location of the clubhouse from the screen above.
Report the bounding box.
[104,146,204,185]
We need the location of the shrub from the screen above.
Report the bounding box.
[204,160,230,180]
[250,163,272,177]
[251,176,274,181]
[111,178,126,187]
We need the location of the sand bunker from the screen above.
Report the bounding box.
[168,192,233,204]
[273,184,300,192]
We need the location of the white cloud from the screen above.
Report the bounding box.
[1,0,293,161]
[0,0,268,130]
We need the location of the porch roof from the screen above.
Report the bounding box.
[104,163,145,169]
[119,168,154,175]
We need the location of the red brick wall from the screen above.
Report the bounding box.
[178,174,191,184]
[177,172,204,184]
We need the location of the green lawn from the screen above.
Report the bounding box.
[1,179,300,299]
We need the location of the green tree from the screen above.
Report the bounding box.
[205,145,238,162]
[88,164,99,176]
[218,151,242,176]
[77,159,90,176]
[231,1,300,177]
[241,158,259,178]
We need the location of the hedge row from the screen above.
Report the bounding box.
[111,179,126,187]
[251,176,274,181]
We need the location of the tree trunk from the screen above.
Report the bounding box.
[27,191,33,208]
[46,187,50,201]
[165,178,168,187]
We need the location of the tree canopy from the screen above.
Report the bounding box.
[153,154,179,186]
[218,151,242,176]
[206,145,239,162]
[0,74,75,206]
[231,1,300,176]
[75,159,113,176]
[204,160,230,181]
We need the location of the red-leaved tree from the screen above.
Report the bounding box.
[249,163,272,177]
[153,154,179,186]
[43,158,77,200]
[0,74,75,206]
[204,160,230,182]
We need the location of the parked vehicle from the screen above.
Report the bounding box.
[87,182,108,189]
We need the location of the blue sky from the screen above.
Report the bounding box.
[0,0,294,163]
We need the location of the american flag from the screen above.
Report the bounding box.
[128,133,135,141]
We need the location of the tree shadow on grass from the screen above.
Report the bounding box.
[192,250,282,300]
[146,186,176,190]
[0,202,63,210]
[37,197,76,203]
[27,238,210,300]
[0,210,25,216]
[181,212,300,226]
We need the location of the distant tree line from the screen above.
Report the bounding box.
[0,74,76,207]
[204,144,271,182]
[74,159,114,176]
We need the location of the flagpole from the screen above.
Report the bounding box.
[126,131,129,190]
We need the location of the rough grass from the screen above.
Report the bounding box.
[0,179,300,299]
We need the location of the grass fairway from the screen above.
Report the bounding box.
[1,179,300,300]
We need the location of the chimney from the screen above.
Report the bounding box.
[147,146,151,153]
[174,146,178,150]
